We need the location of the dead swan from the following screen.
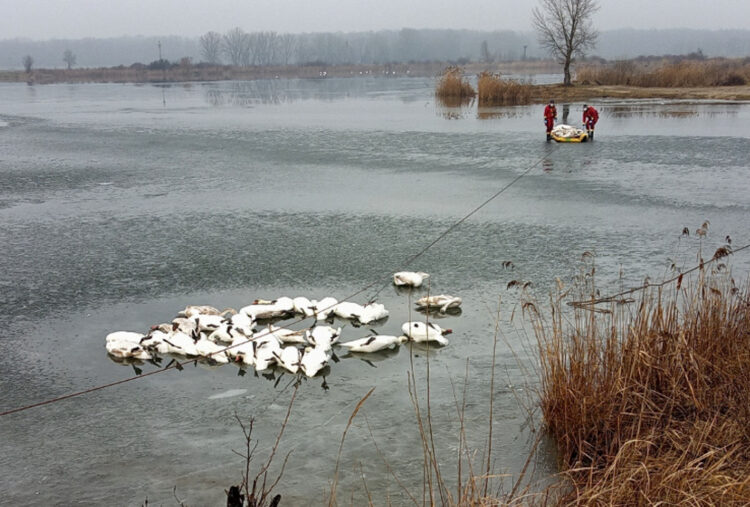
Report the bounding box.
[393,271,430,287]
[415,294,462,312]
[340,333,407,353]
[401,321,452,346]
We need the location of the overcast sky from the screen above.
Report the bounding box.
[2,0,748,40]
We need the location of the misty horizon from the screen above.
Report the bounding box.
[0,0,748,41]
[1,27,749,72]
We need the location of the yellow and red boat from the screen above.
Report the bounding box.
[550,124,589,143]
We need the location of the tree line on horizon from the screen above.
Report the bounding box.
[4,27,750,72]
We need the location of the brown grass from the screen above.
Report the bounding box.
[576,57,750,87]
[529,258,750,504]
[436,67,476,105]
[477,72,532,106]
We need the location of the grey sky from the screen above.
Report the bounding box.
[2,0,748,40]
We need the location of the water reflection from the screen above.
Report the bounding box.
[201,77,433,107]
[605,103,738,118]
[436,96,475,119]
[476,107,528,119]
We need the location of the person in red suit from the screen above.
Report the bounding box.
[544,100,557,140]
[583,104,599,140]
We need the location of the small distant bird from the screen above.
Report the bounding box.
[393,271,430,287]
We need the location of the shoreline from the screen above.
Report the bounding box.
[3,62,750,102]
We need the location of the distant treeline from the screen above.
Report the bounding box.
[2,28,749,70]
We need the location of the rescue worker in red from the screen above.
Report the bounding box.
[544,100,557,140]
[583,104,599,140]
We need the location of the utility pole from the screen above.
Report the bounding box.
[158,40,166,82]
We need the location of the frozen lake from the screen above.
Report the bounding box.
[1,77,749,505]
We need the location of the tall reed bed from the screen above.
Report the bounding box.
[529,258,750,504]
[435,67,476,105]
[477,72,532,106]
[576,58,750,87]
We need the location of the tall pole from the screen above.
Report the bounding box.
[158,40,166,82]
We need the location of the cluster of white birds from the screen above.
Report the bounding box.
[105,272,462,378]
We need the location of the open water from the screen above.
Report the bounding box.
[1,77,749,505]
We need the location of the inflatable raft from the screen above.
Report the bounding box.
[550,124,589,143]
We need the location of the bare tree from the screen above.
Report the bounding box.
[199,31,222,64]
[22,55,33,73]
[532,0,599,86]
[223,27,251,66]
[480,40,492,63]
[63,49,77,70]
[249,31,278,66]
[277,34,297,65]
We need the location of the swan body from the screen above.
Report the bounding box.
[230,312,256,336]
[177,305,222,318]
[313,297,338,321]
[340,334,407,353]
[207,323,245,344]
[274,346,302,373]
[300,346,332,377]
[266,324,308,345]
[140,329,172,354]
[415,295,462,312]
[357,302,389,324]
[171,317,199,336]
[106,331,144,345]
[240,297,295,320]
[105,332,151,359]
[401,321,452,346]
[228,335,255,365]
[253,335,281,371]
[305,326,341,348]
[292,296,316,317]
[393,271,430,287]
[190,314,225,333]
[195,335,230,363]
[332,301,364,320]
[162,331,200,356]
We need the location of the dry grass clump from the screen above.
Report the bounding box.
[576,57,750,87]
[530,261,750,504]
[477,71,532,106]
[436,66,476,105]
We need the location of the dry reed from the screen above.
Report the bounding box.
[477,72,532,106]
[576,57,750,87]
[436,67,476,105]
[529,257,750,504]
